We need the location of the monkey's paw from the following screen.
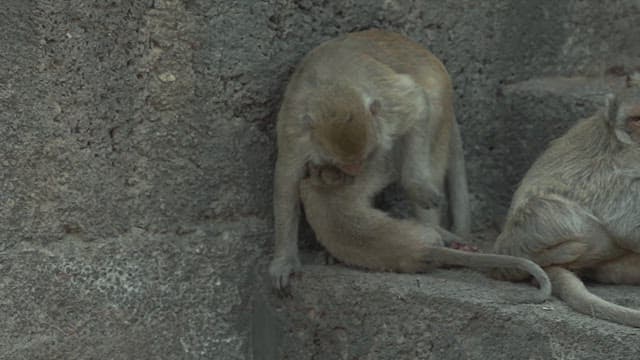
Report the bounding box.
[269,255,302,291]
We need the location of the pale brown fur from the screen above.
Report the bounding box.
[299,164,551,302]
[271,30,470,289]
[493,81,640,327]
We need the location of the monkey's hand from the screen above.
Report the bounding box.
[269,255,302,291]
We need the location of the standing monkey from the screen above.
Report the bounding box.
[493,79,640,327]
[270,30,470,289]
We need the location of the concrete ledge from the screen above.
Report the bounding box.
[0,221,267,359]
[255,264,640,360]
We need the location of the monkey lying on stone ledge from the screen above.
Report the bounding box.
[270,29,549,302]
[299,163,551,303]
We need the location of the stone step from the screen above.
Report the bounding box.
[254,263,640,360]
[497,74,631,163]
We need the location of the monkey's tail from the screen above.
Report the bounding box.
[429,247,552,303]
[546,266,640,328]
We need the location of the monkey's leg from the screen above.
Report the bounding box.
[446,121,471,236]
[583,253,640,285]
[399,131,444,226]
[270,155,305,289]
[414,208,441,230]
[494,195,617,281]
[531,241,588,265]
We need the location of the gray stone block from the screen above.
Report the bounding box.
[254,264,640,360]
[2,0,640,358]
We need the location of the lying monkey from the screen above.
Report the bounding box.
[271,29,470,289]
[300,163,551,303]
[494,79,640,327]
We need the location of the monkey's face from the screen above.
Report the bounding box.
[608,88,640,145]
[307,88,379,175]
[310,109,376,175]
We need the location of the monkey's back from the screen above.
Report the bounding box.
[510,115,640,223]
[347,30,451,91]
[282,29,451,110]
[300,30,451,98]
[496,111,640,272]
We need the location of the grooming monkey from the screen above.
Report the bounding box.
[299,163,551,302]
[270,29,470,289]
[493,79,640,327]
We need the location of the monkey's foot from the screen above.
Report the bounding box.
[269,255,302,292]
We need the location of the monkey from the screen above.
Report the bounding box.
[297,162,551,303]
[492,80,640,327]
[270,29,470,289]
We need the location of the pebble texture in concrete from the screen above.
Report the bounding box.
[1,0,640,359]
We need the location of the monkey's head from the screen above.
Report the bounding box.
[306,85,380,175]
[605,83,640,145]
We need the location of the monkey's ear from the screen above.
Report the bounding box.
[362,94,380,116]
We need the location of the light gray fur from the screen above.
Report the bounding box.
[299,163,551,303]
[270,30,470,290]
[494,84,640,327]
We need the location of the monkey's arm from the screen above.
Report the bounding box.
[395,84,447,214]
[270,152,305,289]
[400,128,444,210]
[446,121,471,236]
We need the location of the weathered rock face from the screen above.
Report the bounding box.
[254,265,640,360]
[1,0,639,358]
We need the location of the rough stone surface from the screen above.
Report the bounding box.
[255,264,640,360]
[0,220,267,359]
[1,0,640,359]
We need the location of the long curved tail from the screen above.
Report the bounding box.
[428,247,551,303]
[547,266,640,328]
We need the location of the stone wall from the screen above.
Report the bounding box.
[1,0,639,358]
